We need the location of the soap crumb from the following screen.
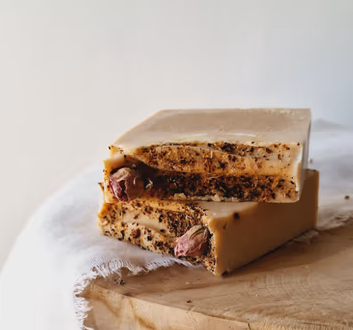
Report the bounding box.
[345,195,350,200]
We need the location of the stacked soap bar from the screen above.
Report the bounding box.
[98,108,318,275]
[104,109,311,203]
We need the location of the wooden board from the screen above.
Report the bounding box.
[83,205,353,330]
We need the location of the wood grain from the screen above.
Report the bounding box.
[82,207,353,329]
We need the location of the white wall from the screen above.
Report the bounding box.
[1,0,353,270]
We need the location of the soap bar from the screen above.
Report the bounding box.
[104,109,311,203]
[98,169,319,275]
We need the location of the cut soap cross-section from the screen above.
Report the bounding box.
[103,109,311,203]
[98,169,319,275]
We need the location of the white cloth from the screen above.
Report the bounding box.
[1,120,353,330]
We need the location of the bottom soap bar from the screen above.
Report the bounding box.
[98,170,319,275]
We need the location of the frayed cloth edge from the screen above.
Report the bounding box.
[73,258,195,330]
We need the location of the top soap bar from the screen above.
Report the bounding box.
[114,108,311,149]
[106,109,311,203]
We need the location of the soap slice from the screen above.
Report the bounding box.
[98,169,318,275]
[104,109,311,203]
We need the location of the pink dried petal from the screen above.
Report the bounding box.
[109,167,145,201]
[175,225,209,257]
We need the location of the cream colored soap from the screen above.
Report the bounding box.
[204,169,318,275]
[105,109,311,202]
[98,170,319,275]
[115,108,311,149]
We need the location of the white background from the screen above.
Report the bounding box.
[0,0,353,271]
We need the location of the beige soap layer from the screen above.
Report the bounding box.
[205,169,318,274]
[113,108,311,149]
[98,169,319,275]
[105,109,311,203]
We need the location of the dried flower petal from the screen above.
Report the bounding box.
[174,225,209,257]
[109,167,145,201]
